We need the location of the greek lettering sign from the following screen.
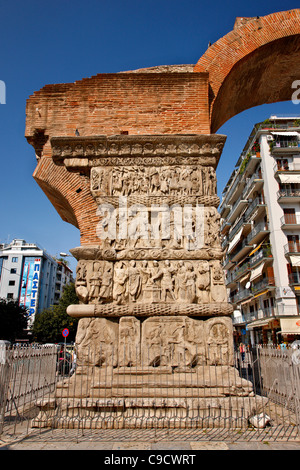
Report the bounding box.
[19,257,41,317]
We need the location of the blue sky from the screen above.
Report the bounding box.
[0,0,299,273]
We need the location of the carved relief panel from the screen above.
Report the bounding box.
[75,316,233,368]
[75,260,113,304]
[75,317,118,366]
[141,316,205,367]
[75,259,226,306]
[90,165,217,198]
[97,205,221,252]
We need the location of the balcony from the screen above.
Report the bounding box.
[280,214,300,229]
[219,171,243,215]
[240,153,261,176]
[251,277,276,295]
[220,219,231,235]
[249,246,273,268]
[227,217,251,243]
[242,172,263,200]
[274,160,300,173]
[289,272,300,285]
[244,196,266,220]
[284,242,300,255]
[277,187,300,202]
[231,287,253,304]
[271,139,300,154]
[232,311,245,325]
[230,238,254,264]
[257,307,276,319]
[247,222,269,245]
[226,261,250,287]
[223,253,235,270]
[226,195,248,224]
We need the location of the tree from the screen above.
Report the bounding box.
[0,298,28,342]
[32,283,79,343]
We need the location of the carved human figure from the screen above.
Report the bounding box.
[169,170,179,195]
[196,261,210,303]
[185,264,196,303]
[205,208,221,247]
[113,262,128,304]
[139,260,151,287]
[145,323,164,366]
[150,260,162,288]
[128,260,142,302]
[119,317,140,366]
[112,169,123,195]
[210,261,227,302]
[150,169,160,194]
[165,323,187,364]
[99,262,113,303]
[206,319,232,365]
[202,166,217,196]
[207,166,217,195]
[75,260,89,303]
[75,318,118,367]
[160,260,176,302]
[175,261,188,302]
[190,168,201,194]
[89,262,102,302]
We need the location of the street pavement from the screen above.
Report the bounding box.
[1,429,300,451]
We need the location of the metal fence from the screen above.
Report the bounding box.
[0,343,300,442]
[0,345,57,435]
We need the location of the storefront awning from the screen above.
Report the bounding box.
[247,319,270,330]
[250,263,264,281]
[280,318,300,335]
[237,271,249,284]
[290,255,300,267]
[253,289,269,299]
[271,131,299,136]
[278,173,300,184]
[227,227,243,253]
[248,240,264,257]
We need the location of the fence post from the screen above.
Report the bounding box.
[291,350,300,437]
[0,346,11,435]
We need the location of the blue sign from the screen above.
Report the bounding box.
[62,328,69,338]
[19,257,41,317]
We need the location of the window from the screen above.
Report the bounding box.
[10,268,17,274]
[276,159,289,171]
[283,208,296,224]
[8,280,15,286]
[12,257,18,262]
[7,293,13,299]
[287,235,300,253]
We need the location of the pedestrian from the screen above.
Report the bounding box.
[239,342,245,361]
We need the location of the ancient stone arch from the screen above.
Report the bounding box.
[26,9,300,428]
[194,9,300,132]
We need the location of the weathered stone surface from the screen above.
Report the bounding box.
[26,9,300,429]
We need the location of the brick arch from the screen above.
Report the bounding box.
[33,156,99,245]
[194,9,300,133]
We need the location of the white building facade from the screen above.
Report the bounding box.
[0,239,73,327]
[220,116,300,346]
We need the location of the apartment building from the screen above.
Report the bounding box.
[0,239,73,327]
[54,260,74,304]
[220,116,300,346]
